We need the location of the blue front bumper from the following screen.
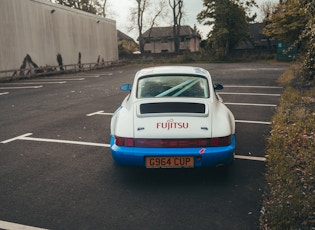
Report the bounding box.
[110,135,236,168]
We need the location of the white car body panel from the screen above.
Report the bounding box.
[111,66,235,138]
[110,66,236,168]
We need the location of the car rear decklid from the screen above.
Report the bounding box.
[134,101,212,139]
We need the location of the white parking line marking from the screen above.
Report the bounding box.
[235,155,266,162]
[0,85,43,89]
[224,85,282,89]
[225,102,277,107]
[86,111,113,116]
[218,92,281,96]
[82,75,100,78]
[0,220,48,230]
[0,92,9,96]
[81,74,100,77]
[1,133,109,147]
[2,134,265,162]
[3,81,66,85]
[39,78,85,81]
[236,120,272,125]
[43,77,85,81]
[1,133,34,144]
[86,110,104,117]
[0,133,266,163]
[101,73,113,76]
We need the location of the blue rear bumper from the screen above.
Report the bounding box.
[110,135,235,168]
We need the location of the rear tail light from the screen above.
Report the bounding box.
[115,135,231,148]
[115,136,134,147]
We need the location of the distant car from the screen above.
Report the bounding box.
[110,66,235,168]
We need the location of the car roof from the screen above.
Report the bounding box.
[135,66,210,79]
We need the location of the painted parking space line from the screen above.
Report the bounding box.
[0,85,43,89]
[224,85,282,89]
[81,73,114,76]
[225,102,277,107]
[81,74,101,77]
[0,220,48,230]
[0,92,9,96]
[218,92,281,96]
[1,133,265,162]
[229,67,286,71]
[2,81,66,85]
[1,133,110,147]
[234,155,266,162]
[36,78,85,81]
[86,110,113,116]
[33,77,85,81]
[81,75,100,78]
[235,120,272,125]
[1,133,33,144]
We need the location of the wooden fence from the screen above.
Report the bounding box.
[0,61,123,81]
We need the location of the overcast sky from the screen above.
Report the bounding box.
[106,0,279,40]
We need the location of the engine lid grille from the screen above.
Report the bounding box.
[140,102,206,114]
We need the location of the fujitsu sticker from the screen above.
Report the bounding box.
[156,119,189,130]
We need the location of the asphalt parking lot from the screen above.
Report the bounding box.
[0,63,287,230]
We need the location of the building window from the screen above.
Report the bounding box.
[161,37,168,43]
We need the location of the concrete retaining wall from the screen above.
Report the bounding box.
[0,0,118,72]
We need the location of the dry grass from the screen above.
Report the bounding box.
[260,65,315,229]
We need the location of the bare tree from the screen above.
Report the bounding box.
[129,0,167,53]
[101,0,107,17]
[260,1,276,20]
[136,0,146,53]
[169,0,183,53]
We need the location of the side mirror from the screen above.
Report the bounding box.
[213,83,224,91]
[120,83,132,91]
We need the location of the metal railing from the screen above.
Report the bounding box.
[0,60,123,81]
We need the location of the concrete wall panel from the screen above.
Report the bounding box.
[0,0,118,71]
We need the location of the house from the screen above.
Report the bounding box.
[233,23,277,55]
[237,23,277,51]
[249,23,277,50]
[141,25,201,54]
[117,30,138,54]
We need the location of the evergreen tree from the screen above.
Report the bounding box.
[197,0,256,57]
[264,0,314,81]
[263,0,308,44]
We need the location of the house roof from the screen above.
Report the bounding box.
[249,23,266,42]
[248,23,277,47]
[117,30,135,41]
[142,25,201,39]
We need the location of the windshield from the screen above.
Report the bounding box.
[137,75,209,98]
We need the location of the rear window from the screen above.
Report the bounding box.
[137,75,209,98]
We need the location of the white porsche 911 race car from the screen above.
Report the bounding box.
[110,66,235,168]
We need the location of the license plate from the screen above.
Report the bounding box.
[145,156,194,168]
